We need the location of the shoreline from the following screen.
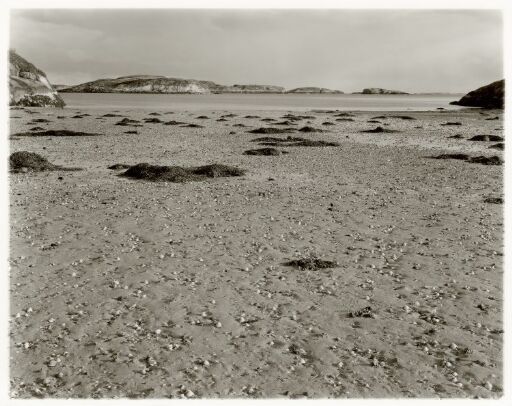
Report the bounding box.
[55,93,469,112]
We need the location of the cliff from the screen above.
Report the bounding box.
[450,80,504,109]
[9,50,65,107]
[287,87,344,94]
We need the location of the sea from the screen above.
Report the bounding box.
[60,93,465,112]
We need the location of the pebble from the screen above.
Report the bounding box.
[485,381,493,391]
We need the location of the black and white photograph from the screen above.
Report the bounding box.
[2,0,509,401]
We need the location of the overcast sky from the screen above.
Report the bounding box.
[10,9,503,93]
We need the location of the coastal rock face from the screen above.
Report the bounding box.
[356,88,409,95]
[450,80,504,109]
[287,87,344,94]
[9,50,65,107]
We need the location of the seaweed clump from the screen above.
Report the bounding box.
[284,256,338,271]
[360,126,399,133]
[10,151,80,173]
[252,135,339,147]
[11,129,100,137]
[243,148,287,156]
[120,163,245,182]
[248,127,295,134]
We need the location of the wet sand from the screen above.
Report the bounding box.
[9,107,503,398]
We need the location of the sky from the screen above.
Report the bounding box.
[9,9,503,93]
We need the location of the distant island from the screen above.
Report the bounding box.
[353,88,409,95]
[286,87,344,94]
[58,76,348,95]
[59,76,290,94]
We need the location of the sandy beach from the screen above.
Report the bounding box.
[9,107,503,398]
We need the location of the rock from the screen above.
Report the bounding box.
[450,80,504,109]
[9,50,65,107]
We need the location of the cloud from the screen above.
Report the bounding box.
[9,9,503,91]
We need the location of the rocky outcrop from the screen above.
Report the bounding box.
[450,80,504,109]
[354,88,409,95]
[287,87,344,94]
[9,50,65,107]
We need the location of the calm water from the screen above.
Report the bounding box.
[60,92,465,111]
